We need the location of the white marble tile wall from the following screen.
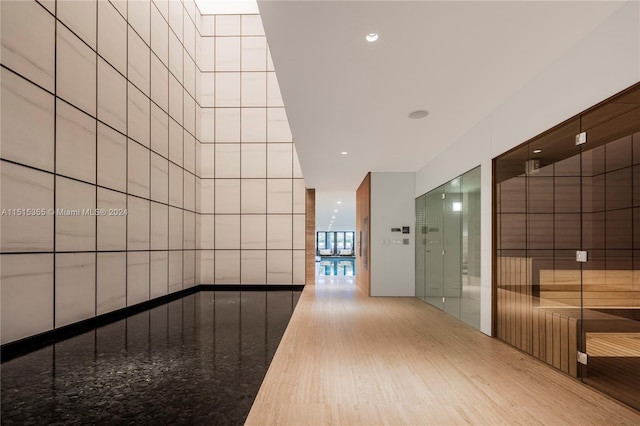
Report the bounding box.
[197,13,306,285]
[1,3,307,344]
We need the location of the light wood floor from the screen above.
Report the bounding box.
[246,278,640,425]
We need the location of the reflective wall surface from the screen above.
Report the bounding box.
[416,167,481,329]
[494,83,640,410]
[1,290,301,425]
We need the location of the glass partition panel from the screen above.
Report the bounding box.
[443,178,462,318]
[425,187,445,310]
[415,195,427,302]
[415,167,481,329]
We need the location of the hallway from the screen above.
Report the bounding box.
[246,279,640,425]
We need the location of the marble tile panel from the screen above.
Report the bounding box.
[200,250,214,284]
[200,108,215,142]
[1,254,53,344]
[241,215,266,250]
[128,140,151,198]
[151,152,169,203]
[293,250,306,285]
[241,108,266,143]
[1,69,55,172]
[241,37,267,71]
[128,84,151,148]
[151,103,169,158]
[199,36,214,72]
[201,214,215,249]
[150,251,169,298]
[240,179,266,214]
[127,251,150,306]
[98,0,127,74]
[96,188,126,251]
[169,207,183,249]
[56,101,96,184]
[199,72,214,107]
[97,123,127,192]
[216,15,240,36]
[169,162,184,207]
[215,144,240,178]
[151,4,169,66]
[184,171,196,212]
[267,107,292,142]
[241,250,266,284]
[1,0,55,91]
[267,179,293,214]
[128,27,151,97]
[55,177,96,252]
[57,23,96,116]
[168,30,183,83]
[128,0,150,45]
[267,143,293,178]
[267,215,292,249]
[267,72,284,107]
[293,179,306,214]
[215,215,240,249]
[58,0,97,49]
[183,250,195,287]
[1,162,54,252]
[215,108,240,142]
[184,93,196,136]
[242,15,265,36]
[215,72,240,107]
[168,0,183,42]
[214,250,240,284]
[200,144,215,178]
[215,179,240,214]
[151,201,169,249]
[168,250,183,292]
[241,144,266,178]
[151,53,169,112]
[96,252,126,315]
[169,75,184,126]
[55,253,96,328]
[200,179,215,213]
[97,58,127,133]
[241,73,266,107]
[215,37,240,71]
[127,196,150,250]
[267,250,292,284]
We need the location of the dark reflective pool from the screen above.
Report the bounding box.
[1,290,301,425]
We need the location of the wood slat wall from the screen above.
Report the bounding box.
[305,189,316,285]
[497,257,579,377]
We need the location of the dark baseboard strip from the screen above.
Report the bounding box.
[1,284,305,363]
[198,284,306,291]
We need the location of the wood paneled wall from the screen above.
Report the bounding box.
[356,173,371,296]
[305,189,316,285]
[497,257,578,377]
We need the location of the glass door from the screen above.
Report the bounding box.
[578,88,640,410]
[425,187,444,310]
[443,179,462,318]
[415,195,427,301]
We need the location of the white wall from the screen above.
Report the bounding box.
[370,172,415,296]
[415,2,640,336]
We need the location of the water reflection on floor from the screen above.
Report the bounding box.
[1,290,301,426]
[316,257,355,276]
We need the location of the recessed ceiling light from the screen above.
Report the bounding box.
[334,209,338,213]
[332,216,336,219]
[366,33,379,42]
[337,201,342,204]
[408,110,429,119]
[533,149,542,154]
[341,151,348,155]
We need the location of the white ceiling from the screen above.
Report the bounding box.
[201,1,627,232]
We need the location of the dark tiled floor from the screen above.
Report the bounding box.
[1,290,301,425]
